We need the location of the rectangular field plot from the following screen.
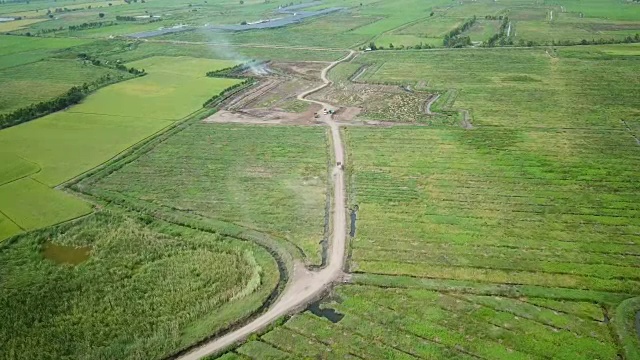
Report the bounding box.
[252,284,619,360]
[345,126,640,294]
[0,35,92,70]
[0,56,239,186]
[0,178,91,231]
[0,153,39,185]
[354,47,640,129]
[0,212,21,240]
[0,56,241,241]
[91,124,330,265]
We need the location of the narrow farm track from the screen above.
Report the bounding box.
[177,51,355,360]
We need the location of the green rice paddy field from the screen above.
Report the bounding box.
[0,55,240,241]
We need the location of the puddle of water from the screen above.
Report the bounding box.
[349,205,358,238]
[307,299,344,323]
[42,242,91,265]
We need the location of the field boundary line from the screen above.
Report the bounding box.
[0,208,25,232]
[0,159,41,188]
[350,271,639,297]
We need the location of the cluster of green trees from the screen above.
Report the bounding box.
[206,60,266,78]
[484,15,506,20]
[78,53,146,75]
[443,16,476,47]
[33,21,115,35]
[486,17,510,47]
[68,21,113,31]
[115,15,137,21]
[361,41,434,51]
[203,79,254,107]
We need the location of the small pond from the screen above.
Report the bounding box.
[307,299,344,323]
[42,242,91,265]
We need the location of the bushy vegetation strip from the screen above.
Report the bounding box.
[0,211,279,360]
[443,16,476,48]
[203,79,255,108]
[206,60,268,78]
[613,297,640,359]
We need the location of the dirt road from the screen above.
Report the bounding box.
[177,51,354,360]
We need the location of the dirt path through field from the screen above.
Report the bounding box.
[177,51,354,360]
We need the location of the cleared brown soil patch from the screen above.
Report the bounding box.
[204,107,322,126]
[309,81,433,123]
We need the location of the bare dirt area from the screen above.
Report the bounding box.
[209,61,328,124]
[309,81,435,123]
[208,59,453,128]
[333,106,361,121]
[204,107,322,126]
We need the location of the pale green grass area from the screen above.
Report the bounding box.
[0,152,39,185]
[69,68,240,121]
[0,212,22,240]
[0,35,92,69]
[0,112,175,186]
[158,14,374,49]
[513,19,640,43]
[0,56,239,241]
[0,35,90,55]
[78,40,347,63]
[0,58,127,114]
[0,178,91,231]
[127,56,238,78]
[598,43,640,55]
[559,0,640,21]
[397,16,465,38]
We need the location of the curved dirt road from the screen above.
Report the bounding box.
[177,51,355,360]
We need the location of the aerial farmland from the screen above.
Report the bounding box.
[0,0,638,359]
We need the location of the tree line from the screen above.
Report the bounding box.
[443,16,476,47]
[485,17,510,47]
[203,79,255,108]
[516,34,640,47]
[206,60,267,78]
[116,15,137,21]
[360,41,434,51]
